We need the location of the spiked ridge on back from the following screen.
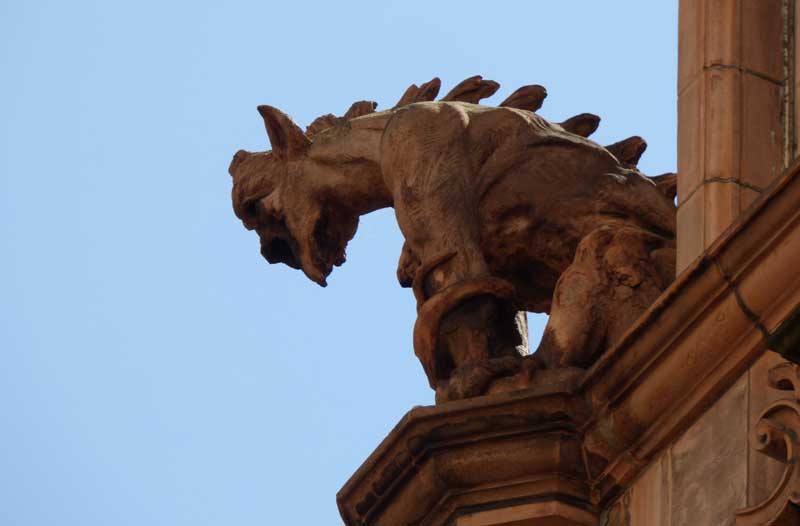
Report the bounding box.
[294,75,655,171]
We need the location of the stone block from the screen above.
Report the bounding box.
[678,69,705,203]
[628,455,670,526]
[704,181,739,241]
[704,68,742,183]
[741,0,784,82]
[670,374,748,526]
[704,0,740,69]
[678,0,705,93]
[741,74,784,190]
[677,185,705,271]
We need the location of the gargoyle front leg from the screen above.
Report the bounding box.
[393,187,528,401]
[410,253,528,402]
[398,241,532,402]
[383,102,529,401]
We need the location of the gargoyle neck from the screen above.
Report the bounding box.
[325,159,393,216]
[308,116,394,216]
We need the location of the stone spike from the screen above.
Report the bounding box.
[650,172,678,199]
[395,77,442,108]
[441,75,500,104]
[559,113,601,138]
[607,136,647,167]
[306,114,339,136]
[344,100,378,119]
[499,85,547,112]
[306,101,377,136]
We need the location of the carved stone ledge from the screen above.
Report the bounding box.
[336,369,597,526]
[736,363,800,526]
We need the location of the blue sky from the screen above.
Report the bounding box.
[1,2,677,524]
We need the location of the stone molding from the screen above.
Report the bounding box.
[337,369,596,526]
[736,363,800,525]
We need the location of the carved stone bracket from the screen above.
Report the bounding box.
[336,369,597,526]
[736,363,800,526]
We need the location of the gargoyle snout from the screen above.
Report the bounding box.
[228,149,251,176]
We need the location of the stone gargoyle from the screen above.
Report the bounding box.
[229,76,677,403]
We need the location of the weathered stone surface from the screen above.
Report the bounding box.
[677,0,786,273]
[229,76,677,401]
[670,374,747,526]
[582,145,800,508]
[628,456,670,526]
[747,353,788,507]
[736,362,800,525]
[336,372,594,526]
[602,360,795,526]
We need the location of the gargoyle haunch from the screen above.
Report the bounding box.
[229,76,677,402]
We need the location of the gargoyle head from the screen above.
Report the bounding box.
[229,106,359,287]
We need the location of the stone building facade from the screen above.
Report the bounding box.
[336,2,800,524]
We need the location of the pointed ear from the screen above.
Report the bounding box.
[257,105,311,161]
[560,113,600,138]
[651,172,678,200]
[607,136,647,166]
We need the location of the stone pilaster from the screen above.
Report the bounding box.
[677,0,789,272]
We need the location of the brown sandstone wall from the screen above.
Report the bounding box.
[604,353,786,525]
[677,0,790,272]
[659,1,796,518]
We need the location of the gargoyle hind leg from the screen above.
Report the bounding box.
[536,226,673,369]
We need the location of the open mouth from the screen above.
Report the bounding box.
[256,216,341,287]
[312,213,348,271]
[254,202,358,288]
[260,234,301,269]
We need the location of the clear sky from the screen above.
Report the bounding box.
[1,2,677,524]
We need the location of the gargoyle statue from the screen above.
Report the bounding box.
[229,76,677,403]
